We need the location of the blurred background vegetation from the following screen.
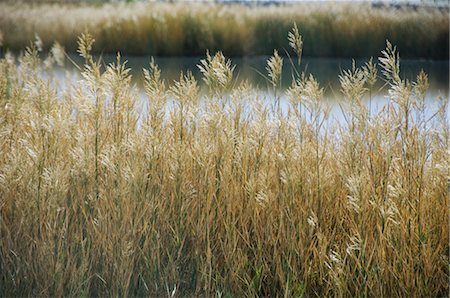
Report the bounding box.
[0,0,448,59]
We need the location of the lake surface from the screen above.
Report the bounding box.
[53,55,449,120]
[63,54,449,93]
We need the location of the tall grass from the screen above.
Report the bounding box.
[0,29,448,297]
[0,2,449,58]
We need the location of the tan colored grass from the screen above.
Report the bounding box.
[0,2,448,58]
[0,31,448,297]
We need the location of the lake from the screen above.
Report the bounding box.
[52,55,449,120]
[62,55,448,91]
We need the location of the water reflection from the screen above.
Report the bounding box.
[53,54,448,120]
[62,54,448,95]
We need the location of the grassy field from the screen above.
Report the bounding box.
[0,28,448,296]
[0,2,449,58]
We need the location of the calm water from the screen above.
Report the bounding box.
[53,55,449,120]
[63,54,449,93]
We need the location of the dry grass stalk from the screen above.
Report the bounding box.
[0,30,448,297]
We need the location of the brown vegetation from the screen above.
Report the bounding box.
[0,29,448,296]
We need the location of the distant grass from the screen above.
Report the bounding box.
[0,2,448,58]
[0,28,448,297]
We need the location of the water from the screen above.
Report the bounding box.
[53,55,449,120]
[63,54,449,94]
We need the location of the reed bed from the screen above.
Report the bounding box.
[0,2,449,58]
[0,29,448,297]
